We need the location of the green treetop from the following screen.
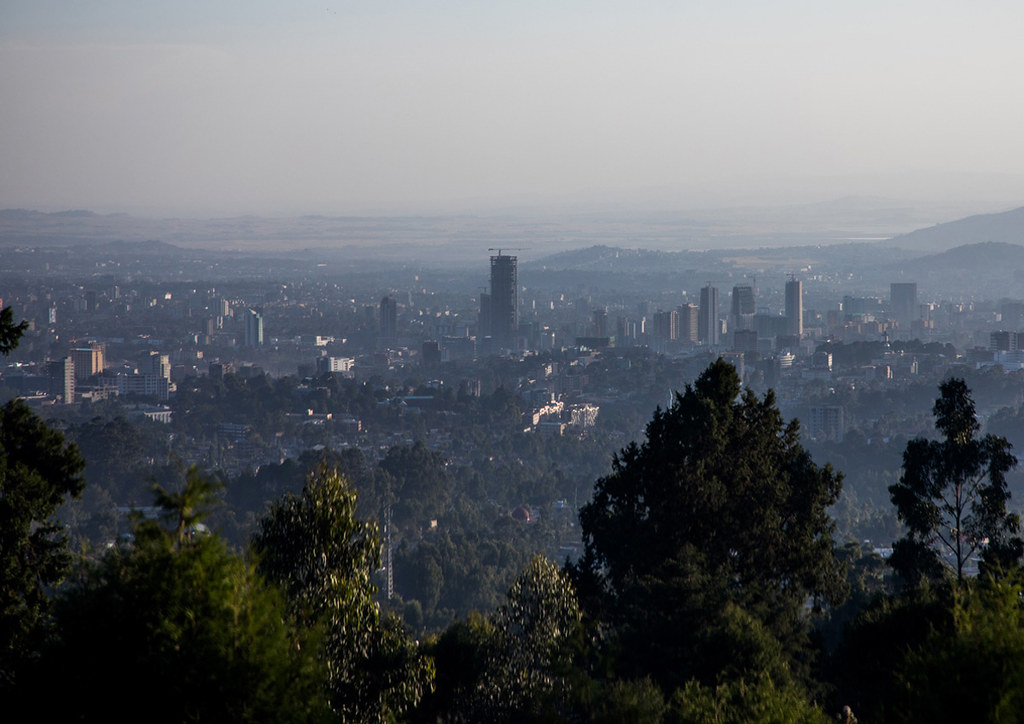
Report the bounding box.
[577,358,845,689]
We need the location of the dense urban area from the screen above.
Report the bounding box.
[6,208,1024,721]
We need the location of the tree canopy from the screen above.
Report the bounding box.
[889,377,1021,584]
[577,358,845,688]
[31,470,328,723]
[252,465,433,722]
[0,399,86,686]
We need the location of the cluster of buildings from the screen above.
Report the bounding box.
[1,242,1020,451]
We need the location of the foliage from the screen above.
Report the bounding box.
[889,378,1021,584]
[150,464,224,543]
[421,555,581,723]
[0,399,86,687]
[380,440,453,534]
[480,555,582,719]
[30,496,329,722]
[890,575,1024,723]
[592,677,668,724]
[671,671,831,724]
[576,359,845,689]
[252,465,433,722]
[0,307,28,356]
[414,612,496,722]
[826,584,949,721]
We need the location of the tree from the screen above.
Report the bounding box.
[252,465,433,722]
[150,464,224,544]
[0,399,86,687]
[0,307,28,356]
[422,555,582,723]
[30,473,329,722]
[889,575,1024,723]
[480,555,581,720]
[889,378,1021,584]
[576,358,845,689]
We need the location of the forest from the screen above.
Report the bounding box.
[4,312,1024,722]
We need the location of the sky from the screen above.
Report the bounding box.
[2,1,1024,217]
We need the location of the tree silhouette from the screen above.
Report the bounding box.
[889,378,1021,584]
[576,358,844,689]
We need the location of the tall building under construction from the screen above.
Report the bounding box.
[489,252,518,349]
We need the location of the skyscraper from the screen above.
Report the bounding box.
[71,342,105,380]
[785,278,803,338]
[244,307,264,348]
[48,357,75,404]
[489,253,518,348]
[380,295,397,339]
[730,285,755,331]
[678,303,699,343]
[698,284,719,346]
[890,282,918,328]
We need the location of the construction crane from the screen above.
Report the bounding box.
[488,247,528,256]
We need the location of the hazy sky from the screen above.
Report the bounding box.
[3,1,1024,216]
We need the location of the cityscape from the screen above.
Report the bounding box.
[6,1,1024,720]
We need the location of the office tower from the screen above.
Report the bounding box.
[48,357,75,404]
[733,329,759,354]
[785,278,803,338]
[478,292,491,337]
[678,303,699,343]
[809,405,845,442]
[489,252,518,348]
[698,284,719,345]
[140,351,171,380]
[592,308,608,337]
[244,307,264,348]
[653,309,679,340]
[991,331,1018,352]
[380,296,397,339]
[730,285,756,331]
[890,283,919,328]
[71,343,105,380]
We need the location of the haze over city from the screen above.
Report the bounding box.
[8,3,1024,721]
[4,1,1024,218]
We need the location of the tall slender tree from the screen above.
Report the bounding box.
[889,378,1021,584]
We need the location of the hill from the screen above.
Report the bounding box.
[887,206,1024,253]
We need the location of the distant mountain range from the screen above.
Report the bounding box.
[3,203,1024,261]
[887,206,1024,253]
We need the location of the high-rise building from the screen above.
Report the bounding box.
[678,303,699,343]
[478,292,491,338]
[809,405,845,442]
[140,351,171,380]
[730,285,756,331]
[785,278,803,338]
[653,309,679,341]
[48,357,75,404]
[380,296,397,339]
[698,285,719,345]
[733,329,759,354]
[890,283,919,328]
[71,343,105,380]
[592,308,608,337]
[244,308,264,348]
[489,253,518,348]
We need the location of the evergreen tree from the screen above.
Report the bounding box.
[576,359,845,690]
[0,400,86,687]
